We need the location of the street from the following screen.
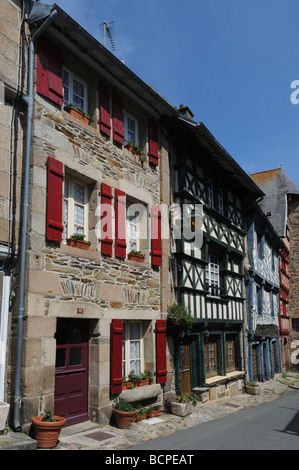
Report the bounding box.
[129,389,299,450]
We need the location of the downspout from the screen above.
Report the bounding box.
[13,6,57,432]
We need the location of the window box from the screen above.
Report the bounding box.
[66,236,91,250]
[64,105,92,125]
[122,381,137,390]
[127,251,145,263]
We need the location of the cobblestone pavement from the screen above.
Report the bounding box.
[50,373,299,451]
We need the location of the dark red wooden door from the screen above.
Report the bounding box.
[54,319,89,426]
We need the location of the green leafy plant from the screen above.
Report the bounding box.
[41,411,57,422]
[128,370,142,382]
[248,382,257,387]
[167,302,194,333]
[140,369,153,383]
[128,250,145,258]
[70,233,91,244]
[114,400,135,412]
[175,393,198,406]
[64,103,94,123]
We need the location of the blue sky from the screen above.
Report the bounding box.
[53,0,299,187]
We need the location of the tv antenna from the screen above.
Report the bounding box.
[100,21,116,51]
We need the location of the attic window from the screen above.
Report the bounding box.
[63,68,88,113]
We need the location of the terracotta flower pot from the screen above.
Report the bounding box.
[66,106,89,124]
[114,409,136,429]
[127,254,145,263]
[32,415,66,449]
[66,238,90,250]
[138,379,150,387]
[147,409,162,418]
[122,381,136,390]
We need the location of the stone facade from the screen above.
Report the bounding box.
[0,1,178,431]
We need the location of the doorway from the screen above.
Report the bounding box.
[179,340,191,395]
[54,319,89,426]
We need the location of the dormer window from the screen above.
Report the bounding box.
[63,68,88,113]
[124,112,139,144]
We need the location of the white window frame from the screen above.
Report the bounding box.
[124,111,139,145]
[63,67,88,114]
[63,176,89,242]
[206,255,220,296]
[126,199,143,254]
[122,321,144,377]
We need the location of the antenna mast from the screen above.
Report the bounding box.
[100,21,116,51]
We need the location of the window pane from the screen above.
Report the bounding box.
[74,183,85,205]
[130,359,141,374]
[55,348,66,368]
[74,204,84,226]
[73,79,84,99]
[130,322,140,340]
[69,347,82,366]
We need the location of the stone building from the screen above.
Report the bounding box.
[0,0,28,405]
[0,0,182,431]
[251,167,299,372]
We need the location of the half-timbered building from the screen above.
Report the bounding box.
[164,108,264,399]
[251,167,299,373]
[245,202,282,382]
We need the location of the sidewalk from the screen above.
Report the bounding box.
[1,373,298,450]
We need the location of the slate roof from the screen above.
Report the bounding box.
[251,168,299,238]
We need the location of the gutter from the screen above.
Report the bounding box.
[13,3,58,432]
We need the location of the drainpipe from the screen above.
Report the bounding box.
[13,6,57,432]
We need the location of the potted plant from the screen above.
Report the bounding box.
[113,400,136,429]
[167,302,194,334]
[64,103,93,125]
[146,405,162,418]
[32,410,66,449]
[0,401,10,433]
[127,250,145,263]
[124,140,134,152]
[122,375,137,390]
[170,393,197,417]
[66,233,91,250]
[138,370,153,386]
[132,143,146,162]
[245,382,261,395]
[133,407,148,422]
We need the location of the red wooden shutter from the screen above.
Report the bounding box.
[101,183,113,256]
[46,156,64,242]
[37,38,63,106]
[110,319,123,395]
[148,119,159,165]
[150,205,162,266]
[115,189,127,259]
[112,94,124,145]
[155,320,167,384]
[99,84,111,137]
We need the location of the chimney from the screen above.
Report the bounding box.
[178,104,194,120]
